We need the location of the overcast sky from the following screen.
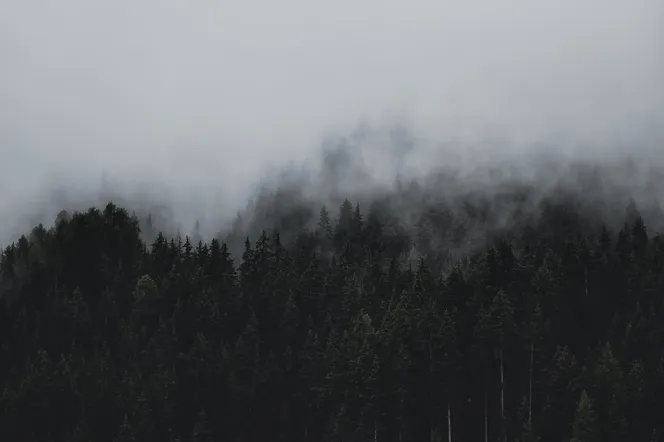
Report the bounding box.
[1,0,663,242]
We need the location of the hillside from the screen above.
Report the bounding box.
[1,194,663,441]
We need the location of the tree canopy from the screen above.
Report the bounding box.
[1,197,663,441]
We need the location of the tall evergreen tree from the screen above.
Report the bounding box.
[571,390,598,442]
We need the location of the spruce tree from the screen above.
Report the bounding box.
[571,390,598,442]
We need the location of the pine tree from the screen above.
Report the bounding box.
[570,390,597,442]
[191,409,213,442]
[489,289,515,442]
[114,415,136,442]
[318,206,333,241]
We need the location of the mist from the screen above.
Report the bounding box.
[1,0,663,247]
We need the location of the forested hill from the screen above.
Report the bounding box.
[1,197,664,442]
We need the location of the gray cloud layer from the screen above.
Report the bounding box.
[1,0,663,244]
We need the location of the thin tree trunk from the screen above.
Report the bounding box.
[484,383,488,442]
[399,396,404,442]
[304,397,309,441]
[500,349,505,418]
[374,418,378,442]
[500,349,506,442]
[529,341,534,425]
[447,401,452,442]
[429,330,434,442]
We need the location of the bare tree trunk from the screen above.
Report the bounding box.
[484,384,488,442]
[500,349,506,442]
[529,341,534,425]
[447,402,452,442]
[374,418,378,442]
[304,398,309,441]
[429,332,436,442]
[500,350,505,418]
[399,396,404,442]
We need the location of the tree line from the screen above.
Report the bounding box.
[1,197,663,441]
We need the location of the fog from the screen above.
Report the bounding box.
[1,0,663,245]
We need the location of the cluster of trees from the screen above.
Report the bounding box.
[1,196,664,441]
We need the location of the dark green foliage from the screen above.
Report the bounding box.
[571,390,598,442]
[0,198,663,441]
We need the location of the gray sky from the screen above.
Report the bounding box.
[1,0,663,242]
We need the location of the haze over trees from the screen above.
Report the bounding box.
[2,0,663,439]
[2,162,664,441]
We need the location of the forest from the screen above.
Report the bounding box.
[1,174,664,442]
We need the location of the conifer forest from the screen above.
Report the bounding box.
[3,0,663,438]
[2,168,664,442]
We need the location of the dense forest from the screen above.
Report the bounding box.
[1,176,664,441]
